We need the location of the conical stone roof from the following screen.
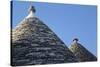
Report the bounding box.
[11,5,78,66]
[70,38,97,62]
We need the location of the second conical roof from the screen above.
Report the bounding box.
[70,39,97,62]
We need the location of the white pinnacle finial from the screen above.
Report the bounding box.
[26,5,36,18]
[73,38,78,43]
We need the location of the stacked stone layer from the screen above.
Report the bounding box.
[70,42,97,62]
[12,17,78,66]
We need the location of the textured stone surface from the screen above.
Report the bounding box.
[70,42,97,62]
[11,17,78,66]
[11,5,97,66]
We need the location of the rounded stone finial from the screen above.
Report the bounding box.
[26,5,36,18]
[73,38,79,42]
[28,5,36,13]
